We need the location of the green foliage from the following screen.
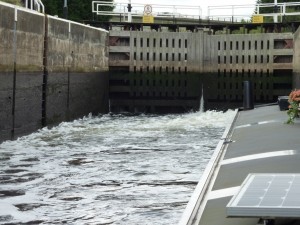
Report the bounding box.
[286,89,300,124]
[256,0,300,22]
[286,101,299,124]
[1,0,22,6]
[41,0,113,22]
[249,28,262,33]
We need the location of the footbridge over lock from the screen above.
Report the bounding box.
[91,1,300,28]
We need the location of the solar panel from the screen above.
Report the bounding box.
[226,173,300,218]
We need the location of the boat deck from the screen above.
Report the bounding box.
[180,105,300,225]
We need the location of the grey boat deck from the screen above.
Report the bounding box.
[180,105,300,225]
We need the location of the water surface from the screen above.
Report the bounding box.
[0,110,235,225]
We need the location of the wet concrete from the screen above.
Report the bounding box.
[196,105,300,225]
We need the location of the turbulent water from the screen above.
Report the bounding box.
[0,110,235,225]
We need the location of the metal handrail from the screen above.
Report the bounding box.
[24,0,44,13]
[208,2,300,22]
[92,1,202,21]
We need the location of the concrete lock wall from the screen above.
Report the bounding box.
[0,2,109,143]
[0,3,45,141]
[210,32,293,102]
[127,30,292,73]
[0,3,15,141]
[293,27,300,89]
[125,30,293,102]
[46,16,109,125]
[108,29,295,112]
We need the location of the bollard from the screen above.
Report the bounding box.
[243,81,254,110]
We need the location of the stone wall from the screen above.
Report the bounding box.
[0,2,109,143]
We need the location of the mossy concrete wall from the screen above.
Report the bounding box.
[0,2,109,143]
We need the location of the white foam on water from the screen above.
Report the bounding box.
[0,110,235,225]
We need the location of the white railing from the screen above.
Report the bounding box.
[92,1,202,22]
[92,1,300,23]
[208,2,300,23]
[24,0,44,13]
[207,4,254,22]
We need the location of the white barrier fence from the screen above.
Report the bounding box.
[92,1,202,22]
[208,2,300,23]
[92,1,300,23]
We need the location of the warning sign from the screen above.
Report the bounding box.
[143,15,154,23]
[252,15,264,23]
[143,5,154,23]
[144,5,152,15]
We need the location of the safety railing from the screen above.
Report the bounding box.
[208,2,300,23]
[92,1,300,24]
[92,1,202,22]
[24,0,44,13]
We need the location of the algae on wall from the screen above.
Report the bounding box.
[1,0,22,6]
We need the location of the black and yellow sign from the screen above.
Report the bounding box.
[252,15,264,23]
[143,15,154,23]
[143,4,154,23]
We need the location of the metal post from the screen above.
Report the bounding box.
[207,6,210,21]
[173,5,176,18]
[274,0,278,23]
[231,5,234,23]
[243,81,254,110]
[12,7,18,139]
[199,6,201,19]
[127,0,132,23]
[123,7,126,22]
[282,3,286,22]
[67,22,71,121]
[63,0,68,19]
[38,0,44,13]
[42,15,49,127]
[35,0,40,12]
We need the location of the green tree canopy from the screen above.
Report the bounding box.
[41,0,113,22]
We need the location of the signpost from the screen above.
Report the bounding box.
[143,4,154,23]
[144,5,152,15]
[252,15,263,23]
[143,15,154,23]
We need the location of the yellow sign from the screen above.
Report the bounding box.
[143,15,154,23]
[252,15,264,23]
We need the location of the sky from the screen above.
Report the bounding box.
[115,0,258,19]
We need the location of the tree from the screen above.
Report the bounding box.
[255,0,300,22]
[41,0,113,22]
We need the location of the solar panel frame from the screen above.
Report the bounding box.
[226,173,300,219]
